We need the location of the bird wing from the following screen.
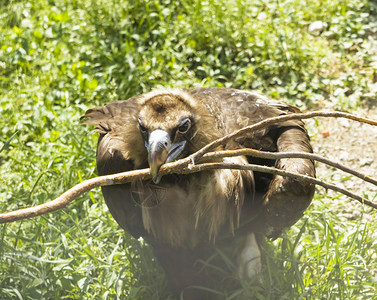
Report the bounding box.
[82,98,148,237]
[187,87,306,149]
[187,87,316,237]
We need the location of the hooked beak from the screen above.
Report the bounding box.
[147,129,186,184]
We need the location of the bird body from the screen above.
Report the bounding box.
[83,87,315,298]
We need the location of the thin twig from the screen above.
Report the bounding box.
[202,149,377,187]
[188,111,377,163]
[174,162,377,209]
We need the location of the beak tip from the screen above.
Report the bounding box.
[152,175,161,184]
[150,167,162,184]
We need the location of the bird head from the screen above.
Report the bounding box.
[137,92,196,184]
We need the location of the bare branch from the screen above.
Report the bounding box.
[175,162,377,209]
[0,170,150,224]
[1,111,377,224]
[202,149,377,187]
[188,111,377,162]
[1,157,375,224]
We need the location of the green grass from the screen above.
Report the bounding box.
[0,0,376,299]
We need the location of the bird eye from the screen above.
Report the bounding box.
[138,118,147,135]
[178,118,191,134]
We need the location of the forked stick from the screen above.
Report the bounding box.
[1,111,376,224]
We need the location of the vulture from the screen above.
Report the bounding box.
[82,87,315,299]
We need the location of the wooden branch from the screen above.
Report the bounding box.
[1,157,375,224]
[1,111,377,224]
[0,169,151,224]
[177,162,377,209]
[188,111,377,162]
[202,149,377,187]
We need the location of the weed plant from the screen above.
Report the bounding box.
[0,0,376,299]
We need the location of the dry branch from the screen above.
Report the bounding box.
[189,110,377,162]
[180,162,377,209]
[1,110,377,224]
[0,169,150,224]
[202,149,377,187]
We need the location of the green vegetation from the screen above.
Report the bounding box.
[1,0,376,299]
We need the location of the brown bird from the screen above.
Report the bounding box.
[82,87,315,299]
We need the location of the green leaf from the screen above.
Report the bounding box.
[0,131,18,153]
[88,78,98,89]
